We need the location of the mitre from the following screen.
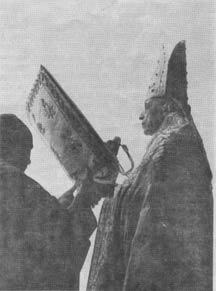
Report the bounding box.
[146,40,189,115]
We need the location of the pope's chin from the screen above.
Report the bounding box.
[142,123,152,136]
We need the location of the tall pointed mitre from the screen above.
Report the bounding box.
[165,40,189,114]
[146,45,168,99]
[146,40,190,115]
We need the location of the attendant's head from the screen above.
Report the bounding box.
[0,114,33,171]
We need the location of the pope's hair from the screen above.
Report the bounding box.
[162,96,191,118]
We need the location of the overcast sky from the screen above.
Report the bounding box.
[0,0,215,290]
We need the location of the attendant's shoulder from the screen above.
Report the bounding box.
[0,162,26,188]
[0,163,52,203]
[24,173,60,207]
[24,173,47,194]
[0,161,22,176]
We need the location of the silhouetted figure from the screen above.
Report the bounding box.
[0,113,108,290]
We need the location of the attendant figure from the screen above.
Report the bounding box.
[0,113,115,290]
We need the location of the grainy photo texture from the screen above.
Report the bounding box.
[0,1,214,290]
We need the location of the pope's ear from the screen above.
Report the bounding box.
[162,102,169,114]
[162,100,173,115]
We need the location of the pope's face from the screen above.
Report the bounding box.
[139,96,166,135]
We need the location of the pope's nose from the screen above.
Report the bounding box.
[139,111,145,120]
